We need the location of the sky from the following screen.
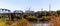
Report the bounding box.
[0,0,60,12]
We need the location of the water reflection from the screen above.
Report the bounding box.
[35,24,50,26]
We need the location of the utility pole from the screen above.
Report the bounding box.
[49,4,51,11]
[28,7,31,11]
[41,8,43,11]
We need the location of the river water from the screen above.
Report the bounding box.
[35,23,50,26]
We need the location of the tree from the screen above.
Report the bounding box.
[35,11,46,18]
[56,10,60,16]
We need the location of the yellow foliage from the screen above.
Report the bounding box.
[27,16,37,19]
[0,19,6,26]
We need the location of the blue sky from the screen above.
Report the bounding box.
[0,0,60,12]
